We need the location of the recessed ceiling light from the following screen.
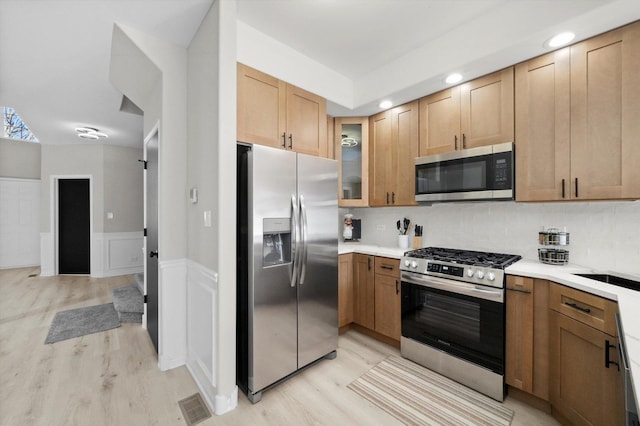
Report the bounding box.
[379,100,393,109]
[545,31,575,48]
[75,127,108,140]
[445,73,463,84]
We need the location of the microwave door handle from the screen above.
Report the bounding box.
[290,194,299,288]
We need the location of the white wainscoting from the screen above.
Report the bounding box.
[0,178,40,269]
[185,259,219,412]
[158,258,187,371]
[40,233,54,276]
[92,232,144,278]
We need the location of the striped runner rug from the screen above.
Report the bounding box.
[348,356,514,426]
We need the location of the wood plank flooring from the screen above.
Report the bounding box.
[0,267,559,425]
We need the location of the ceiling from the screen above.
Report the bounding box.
[2,0,639,148]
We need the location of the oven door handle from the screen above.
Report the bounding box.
[402,272,504,303]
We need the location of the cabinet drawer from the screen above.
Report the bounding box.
[549,282,617,336]
[374,257,400,277]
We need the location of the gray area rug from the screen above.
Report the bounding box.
[45,303,121,344]
[348,356,514,426]
[112,284,143,314]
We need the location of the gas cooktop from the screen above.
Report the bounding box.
[404,247,522,269]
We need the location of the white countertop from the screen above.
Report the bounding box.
[506,259,640,411]
[337,245,640,409]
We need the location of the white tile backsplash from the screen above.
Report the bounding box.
[347,200,640,275]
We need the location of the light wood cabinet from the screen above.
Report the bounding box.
[515,49,571,201]
[353,254,374,329]
[374,257,401,341]
[335,117,369,207]
[338,254,353,328]
[516,21,640,201]
[419,68,514,156]
[237,63,328,157]
[505,276,549,401]
[549,283,624,426]
[369,101,419,207]
[326,115,335,159]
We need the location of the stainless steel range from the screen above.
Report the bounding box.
[400,247,521,401]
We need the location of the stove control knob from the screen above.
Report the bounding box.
[487,272,496,281]
[410,261,418,269]
[467,269,474,277]
[404,260,410,267]
[476,271,485,279]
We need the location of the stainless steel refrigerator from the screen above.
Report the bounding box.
[237,144,338,403]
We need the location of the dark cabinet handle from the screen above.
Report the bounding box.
[395,280,399,295]
[562,179,566,199]
[605,340,620,370]
[454,135,458,150]
[367,257,371,270]
[288,133,293,149]
[386,192,389,204]
[575,177,579,198]
[565,301,590,314]
[462,133,466,149]
[282,132,287,148]
[149,251,158,258]
[381,265,394,270]
[506,287,532,294]
[392,192,395,204]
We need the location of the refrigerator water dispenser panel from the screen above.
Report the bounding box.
[263,218,291,267]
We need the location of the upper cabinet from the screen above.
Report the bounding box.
[369,101,419,207]
[335,117,369,207]
[516,21,640,201]
[419,68,514,156]
[237,63,328,157]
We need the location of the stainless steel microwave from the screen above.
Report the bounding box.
[415,142,514,202]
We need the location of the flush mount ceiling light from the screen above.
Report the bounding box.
[379,100,393,109]
[445,73,463,84]
[75,127,108,140]
[545,31,575,48]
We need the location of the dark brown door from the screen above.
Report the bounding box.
[58,179,90,274]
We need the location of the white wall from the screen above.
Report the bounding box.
[0,178,40,268]
[0,137,41,179]
[350,200,640,275]
[103,145,144,233]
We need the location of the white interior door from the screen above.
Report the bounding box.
[0,178,40,268]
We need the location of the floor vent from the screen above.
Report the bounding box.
[178,393,211,426]
[28,274,38,278]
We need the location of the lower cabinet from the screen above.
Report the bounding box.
[373,257,401,341]
[505,276,549,400]
[353,254,375,329]
[338,254,353,327]
[549,283,624,426]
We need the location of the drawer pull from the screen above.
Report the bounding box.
[381,265,394,270]
[605,340,620,370]
[367,257,372,271]
[565,301,590,314]
[506,287,532,294]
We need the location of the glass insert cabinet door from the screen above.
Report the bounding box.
[335,116,369,207]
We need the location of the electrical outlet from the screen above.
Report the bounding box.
[376,224,386,231]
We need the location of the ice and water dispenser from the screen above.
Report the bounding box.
[262,218,292,267]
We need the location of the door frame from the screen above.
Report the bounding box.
[143,121,160,330]
[50,175,93,276]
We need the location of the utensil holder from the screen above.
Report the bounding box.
[398,235,409,249]
[412,236,422,249]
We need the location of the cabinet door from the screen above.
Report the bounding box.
[570,21,640,200]
[419,87,460,155]
[338,254,354,328]
[369,110,392,206]
[237,63,286,148]
[286,83,327,157]
[353,254,375,329]
[374,273,401,341]
[391,101,419,206]
[550,311,625,426]
[515,50,571,202]
[335,117,369,207]
[326,115,335,159]
[460,68,514,149]
[505,276,534,393]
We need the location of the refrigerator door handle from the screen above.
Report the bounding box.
[299,194,308,285]
[290,194,299,288]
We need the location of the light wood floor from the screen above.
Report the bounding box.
[0,267,559,425]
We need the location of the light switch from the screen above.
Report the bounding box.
[204,210,212,227]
